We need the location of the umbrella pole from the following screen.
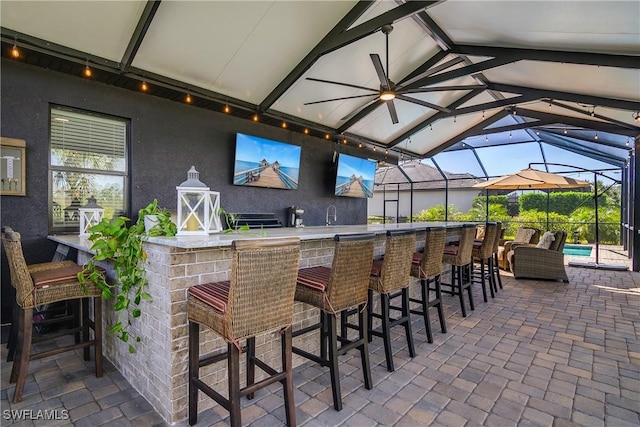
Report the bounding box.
[546,191,550,230]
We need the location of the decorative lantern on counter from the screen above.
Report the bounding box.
[78,195,104,236]
[176,166,222,235]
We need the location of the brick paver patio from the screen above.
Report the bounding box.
[2,254,638,426]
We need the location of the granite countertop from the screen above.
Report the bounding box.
[49,222,464,251]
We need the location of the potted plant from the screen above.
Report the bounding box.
[79,199,177,353]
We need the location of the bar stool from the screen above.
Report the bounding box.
[344,230,416,372]
[187,237,301,427]
[442,224,477,317]
[2,227,103,403]
[471,222,499,303]
[293,233,375,411]
[408,226,447,343]
[491,222,503,292]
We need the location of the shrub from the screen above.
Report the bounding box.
[519,191,596,215]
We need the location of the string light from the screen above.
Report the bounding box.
[303,128,309,135]
[453,116,457,123]
[509,131,512,139]
[358,142,363,148]
[385,149,388,155]
[563,127,568,135]
[83,61,92,78]
[224,105,230,114]
[372,146,376,152]
[548,100,552,108]
[536,130,540,135]
[590,106,596,117]
[482,110,485,119]
[430,124,433,131]
[281,121,287,129]
[140,81,148,92]
[252,113,259,122]
[185,94,192,104]
[342,138,347,144]
[324,134,330,140]
[594,132,599,140]
[11,44,20,59]
[485,135,488,142]
[626,138,630,146]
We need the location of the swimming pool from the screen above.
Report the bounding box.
[563,244,593,257]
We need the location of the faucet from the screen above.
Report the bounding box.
[326,205,337,226]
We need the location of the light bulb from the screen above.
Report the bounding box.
[252,113,259,122]
[303,128,309,135]
[358,143,363,148]
[141,81,148,92]
[594,132,599,140]
[224,105,230,113]
[281,122,287,129]
[325,134,330,140]
[83,65,92,77]
[185,94,192,103]
[11,45,20,58]
[379,91,395,101]
[564,128,567,134]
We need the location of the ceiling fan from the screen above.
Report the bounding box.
[304,24,482,124]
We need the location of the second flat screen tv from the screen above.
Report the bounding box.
[335,153,376,198]
[233,133,301,190]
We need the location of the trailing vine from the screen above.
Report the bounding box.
[79,199,177,353]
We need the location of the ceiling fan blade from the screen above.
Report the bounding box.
[304,94,377,106]
[396,94,451,113]
[306,77,377,93]
[370,54,390,90]
[386,100,399,124]
[340,99,379,121]
[399,84,486,94]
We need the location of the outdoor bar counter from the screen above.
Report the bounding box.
[49,222,463,424]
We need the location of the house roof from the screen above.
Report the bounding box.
[375,161,480,190]
[1,1,638,162]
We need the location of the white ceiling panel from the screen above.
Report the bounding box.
[1,0,146,62]
[429,0,640,54]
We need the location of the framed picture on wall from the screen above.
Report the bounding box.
[1,137,26,196]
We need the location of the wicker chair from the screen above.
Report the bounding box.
[2,240,79,362]
[2,227,103,403]
[509,230,569,283]
[187,237,301,427]
[293,233,375,411]
[408,226,447,344]
[497,227,540,270]
[442,224,477,317]
[471,222,499,303]
[360,230,416,372]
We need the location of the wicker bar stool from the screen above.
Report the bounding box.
[343,230,416,372]
[442,224,477,317]
[187,237,301,427]
[293,233,375,411]
[471,222,499,303]
[408,226,447,343]
[2,227,103,403]
[491,222,503,292]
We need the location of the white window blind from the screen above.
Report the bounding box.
[51,108,126,171]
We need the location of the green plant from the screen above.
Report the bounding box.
[79,199,176,353]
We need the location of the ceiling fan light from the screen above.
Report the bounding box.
[379,91,395,101]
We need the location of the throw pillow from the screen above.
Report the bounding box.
[514,228,536,243]
[536,231,556,249]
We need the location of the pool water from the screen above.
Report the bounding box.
[563,244,593,257]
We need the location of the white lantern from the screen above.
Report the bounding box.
[176,166,222,235]
[79,195,104,236]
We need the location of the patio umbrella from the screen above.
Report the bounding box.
[472,168,590,190]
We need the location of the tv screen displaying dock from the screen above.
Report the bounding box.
[334,153,376,198]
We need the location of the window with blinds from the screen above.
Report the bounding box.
[50,107,128,233]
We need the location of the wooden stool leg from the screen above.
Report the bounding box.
[228,342,242,427]
[246,336,256,400]
[9,306,25,384]
[380,294,394,372]
[188,322,199,426]
[401,288,416,358]
[6,302,17,362]
[480,260,488,303]
[421,279,433,343]
[12,308,33,403]
[435,275,447,334]
[94,297,103,377]
[457,266,467,317]
[82,298,91,361]
[281,328,296,427]
[326,313,342,411]
[358,304,373,390]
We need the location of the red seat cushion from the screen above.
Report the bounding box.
[412,252,422,265]
[443,245,459,255]
[296,266,330,292]
[189,281,230,313]
[30,264,105,288]
[370,259,383,278]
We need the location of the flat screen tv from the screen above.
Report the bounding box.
[233,133,301,190]
[334,153,376,198]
